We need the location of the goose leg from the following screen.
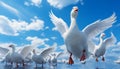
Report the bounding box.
[96,58,98,62]
[22,60,25,67]
[11,62,13,65]
[80,50,86,61]
[42,61,43,68]
[102,56,105,61]
[16,63,19,68]
[68,53,74,65]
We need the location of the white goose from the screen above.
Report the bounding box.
[93,32,116,62]
[49,6,116,64]
[48,52,63,66]
[8,44,34,67]
[32,46,55,67]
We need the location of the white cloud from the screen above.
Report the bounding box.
[31,0,42,7]
[52,27,57,31]
[24,1,30,6]
[26,17,44,31]
[0,1,19,16]
[0,15,44,36]
[51,36,57,40]
[0,16,18,36]
[41,32,45,37]
[45,26,49,30]
[24,0,42,7]
[80,0,84,5]
[47,0,83,9]
[24,0,84,8]
[26,36,49,47]
[111,42,120,52]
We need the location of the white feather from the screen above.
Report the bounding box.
[20,45,35,59]
[0,47,9,58]
[49,11,68,37]
[103,32,117,48]
[49,6,116,62]
[40,46,55,59]
[93,32,117,58]
[82,13,116,39]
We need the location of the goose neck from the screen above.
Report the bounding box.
[33,52,37,55]
[99,36,103,45]
[70,17,77,29]
[12,47,15,53]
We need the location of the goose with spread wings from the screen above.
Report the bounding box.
[93,32,117,62]
[8,44,34,67]
[48,52,63,66]
[49,6,116,64]
[32,46,55,67]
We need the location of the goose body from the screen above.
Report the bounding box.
[32,46,55,67]
[8,45,34,67]
[64,28,88,59]
[49,52,63,66]
[32,54,45,64]
[93,33,116,62]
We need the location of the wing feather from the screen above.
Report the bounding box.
[49,11,68,36]
[56,52,64,58]
[40,46,55,59]
[20,46,35,59]
[103,32,117,48]
[83,13,116,39]
[0,47,9,58]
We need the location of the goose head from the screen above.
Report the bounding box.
[9,44,15,49]
[100,33,105,38]
[71,6,78,18]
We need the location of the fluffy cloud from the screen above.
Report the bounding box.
[51,36,57,40]
[0,16,18,36]
[0,1,20,17]
[110,41,120,53]
[0,15,44,36]
[24,0,42,7]
[24,0,84,9]
[45,26,49,30]
[26,17,44,31]
[26,36,49,47]
[47,0,83,9]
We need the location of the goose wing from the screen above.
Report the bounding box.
[0,47,9,59]
[82,13,116,39]
[20,45,35,59]
[40,46,55,59]
[82,13,116,53]
[103,32,117,48]
[56,52,64,58]
[49,11,68,37]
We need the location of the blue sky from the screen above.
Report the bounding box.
[0,0,120,52]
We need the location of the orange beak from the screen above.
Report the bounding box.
[75,9,78,12]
